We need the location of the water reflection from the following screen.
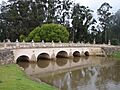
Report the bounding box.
[56,58,68,66]
[17,62,29,69]
[73,57,80,63]
[18,57,120,90]
[37,59,50,68]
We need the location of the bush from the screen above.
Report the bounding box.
[27,24,69,42]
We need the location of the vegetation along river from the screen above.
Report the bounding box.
[18,57,120,90]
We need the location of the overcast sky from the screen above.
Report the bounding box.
[75,0,120,13]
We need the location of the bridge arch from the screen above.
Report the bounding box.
[73,51,80,57]
[56,51,68,58]
[37,53,50,60]
[84,51,89,56]
[16,55,29,63]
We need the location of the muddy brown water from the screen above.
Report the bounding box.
[18,57,120,90]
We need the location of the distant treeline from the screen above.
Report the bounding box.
[0,0,120,44]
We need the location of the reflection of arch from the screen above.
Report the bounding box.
[31,63,36,69]
[56,58,68,66]
[73,57,80,63]
[37,60,50,68]
[73,51,80,57]
[37,53,50,60]
[17,62,29,69]
[84,51,89,56]
[16,55,29,63]
[84,56,89,60]
[56,51,68,58]
[31,54,36,60]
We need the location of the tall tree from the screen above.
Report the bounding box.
[109,9,120,44]
[0,0,46,41]
[71,3,96,42]
[56,0,72,26]
[0,1,9,41]
[97,2,112,43]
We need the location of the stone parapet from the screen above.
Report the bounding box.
[102,46,120,56]
[0,49,14,65]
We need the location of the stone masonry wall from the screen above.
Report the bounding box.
[0,49,14,65]
[102,46,120,56]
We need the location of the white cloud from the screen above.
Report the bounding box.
[74,0,120,13]
[72,0,120,20]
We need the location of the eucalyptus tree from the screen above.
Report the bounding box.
[71,3,96,42]
[0,1,10,41]
[56,0,73,26]
[109,9,120,44]
[45,0,58,23]
[97,2,112,43]
[0,0,46,41]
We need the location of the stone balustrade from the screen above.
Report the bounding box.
[0,41,113,49]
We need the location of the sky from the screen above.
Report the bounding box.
[74,0,120,17]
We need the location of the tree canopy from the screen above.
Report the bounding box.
[71,3,96,42]
[0,0,120,44]
[24,24,69,42]
[97,2,112,43]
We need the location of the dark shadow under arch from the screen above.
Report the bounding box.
[73,51,80,57]
[16,55,29,63]
[56,51,68,58]
[84,51,89,56]
[37,53,50,61]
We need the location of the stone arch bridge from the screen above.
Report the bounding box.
[0,41,112,63]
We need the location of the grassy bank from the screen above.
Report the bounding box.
[0,64,57,90]
[112,52,120,58]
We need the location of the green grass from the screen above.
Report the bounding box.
[0,64,57,90]
[112,52,120,58]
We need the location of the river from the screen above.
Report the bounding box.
[18,57,120,90]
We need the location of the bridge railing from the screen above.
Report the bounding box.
[0,41,115,49]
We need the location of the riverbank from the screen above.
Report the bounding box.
[112,51,120,59]
[0,64,57,90]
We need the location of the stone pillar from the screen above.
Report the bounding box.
[7,39,11,43]
[16,39,19,48]
[51,50,56,60]
[22,40,25,43]
[69,49,73,58]
[31,40,35,47]
[42,40,44,43]
[59,40,62,46]
[93,39,96,44]
[22,40,26,47]
[41,40,45,47]
[52,40,55,47]
[108,40,111,45]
